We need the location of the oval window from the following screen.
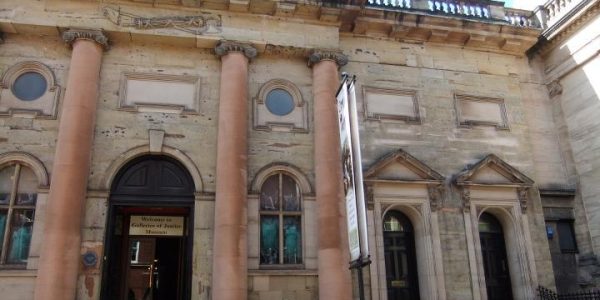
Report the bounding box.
[12,72,47,101]
[266,89,295,116]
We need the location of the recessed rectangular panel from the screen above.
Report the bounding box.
[364,87,420,123]
[455,94,508,129]
[120,72,201,114]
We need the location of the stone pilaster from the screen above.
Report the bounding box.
[34,29,107,300]
[211,40,256,300]
[309,49,353,300]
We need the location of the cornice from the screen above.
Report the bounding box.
[62,29,109,50]
[529,0,600,57]
[214,40,257,59]
[307,50,348,68]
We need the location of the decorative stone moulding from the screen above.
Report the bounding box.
[363,148,445,211]
[455,154,534,213]
[0,61,61,118]
[254,79,308,133]
[214,40,257,59]
[547,80,563,98]
[364,148,446,299]
[454,93,509,130]
[307,50,348,68]
[103,6,222,35]
[62,29,109,50]
[363,86,421,123]
[118,72,202,114]
[456,154,537,300]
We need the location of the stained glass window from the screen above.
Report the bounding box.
[0,163,37,265]
[259,173,302,265]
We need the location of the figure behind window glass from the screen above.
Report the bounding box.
[8,211,33,263]
[260,172,302,265]
[284,219,300,264]
[261,217,278,264]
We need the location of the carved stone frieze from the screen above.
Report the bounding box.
[264,44,309,58]
[103,6,222,35]
[214,40,257,60]
[62,29,109,50]
[308,50,348,68]
[547,80,563,98]
[517,187,529,213]
[427,185,444,212]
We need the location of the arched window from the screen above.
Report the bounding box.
[259,173,302,265]
[383,211,420,300]
[479,212,513,300]
[0,163,38,265]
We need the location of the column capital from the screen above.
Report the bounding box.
[308,50,348,68]
[214,40,257,60]
[62,29,109,50]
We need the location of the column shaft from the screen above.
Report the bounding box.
[212,51,250,300]
[312,59,353,300]
[34,38,104,300]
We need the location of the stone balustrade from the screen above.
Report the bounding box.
[427,1,490,19]
[536,0,582,29]
[505,8,538,27]
[366,0,411,9]
[365,0,541,28]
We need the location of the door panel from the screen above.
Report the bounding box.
[383,211,419,300]
[480,232,513,300]
[479,213,513,300]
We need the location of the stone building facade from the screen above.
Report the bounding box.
[0,0,598,299]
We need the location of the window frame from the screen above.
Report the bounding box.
[0,61,60,118]
[0,162,37,268]
[259,172,303,268]
[253,79,308,133]
[556,219,578,254]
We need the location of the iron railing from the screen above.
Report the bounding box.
[539,286,600,300]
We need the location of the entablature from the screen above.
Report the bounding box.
[0,0,542,55]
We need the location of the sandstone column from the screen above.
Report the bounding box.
[212,40,256,300]
[34,29,108,300]
[308,50,353,300]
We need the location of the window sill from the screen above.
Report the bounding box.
[249,268,317,276]
[0,268,37,277]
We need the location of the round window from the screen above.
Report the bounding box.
[12,72,47,101]
[265,89,295,116]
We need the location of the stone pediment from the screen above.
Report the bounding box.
[364,149,444,183]
[456,154,533,187]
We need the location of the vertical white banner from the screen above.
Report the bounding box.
[337,79,361,262]
[347,78,370,260]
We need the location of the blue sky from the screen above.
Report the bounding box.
[504,0,543,9]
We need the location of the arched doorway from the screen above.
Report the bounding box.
[479,212,513,300]
[383,211,420,300]
[100,155,194,300]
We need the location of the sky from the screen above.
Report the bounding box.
[503,0,545,9]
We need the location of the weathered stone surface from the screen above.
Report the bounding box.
[0,0,596,299]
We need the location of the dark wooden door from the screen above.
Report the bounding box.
[479,213,513,300]
[101,156,194,300]
[383,211,420,300]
